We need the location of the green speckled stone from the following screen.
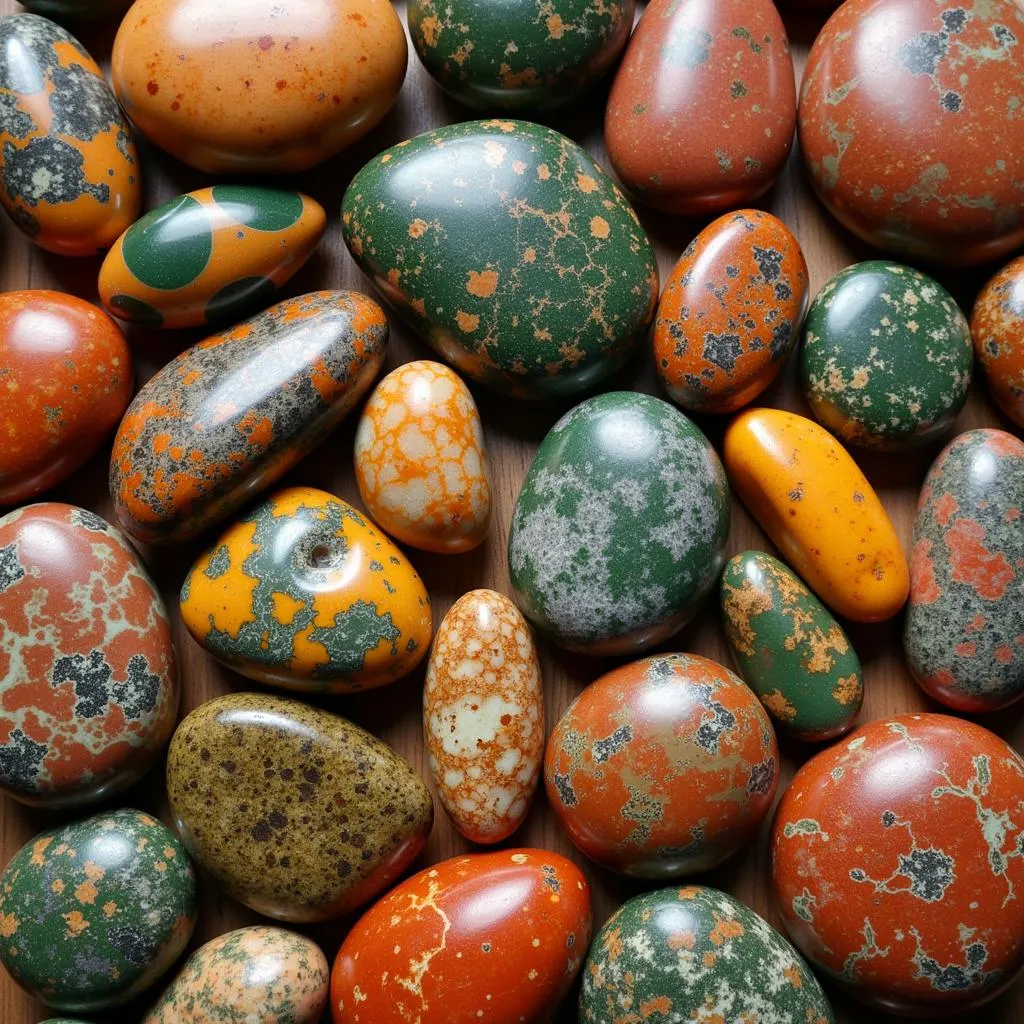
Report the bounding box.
[341,119,659,399]
[721,551,863,741]
[508,391,729,654]
[0,809,197,1012]
[580,886,835,1023]
[800,261,972,450]
[20,0,131,20]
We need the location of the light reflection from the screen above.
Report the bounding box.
[968,449,998,490]
[595,409,659,462]
[456,873,536,934]
[166,0,334,42]
[242,952,284,989]
[13,310,76,355]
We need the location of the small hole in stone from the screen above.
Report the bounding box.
[310,544,333,567]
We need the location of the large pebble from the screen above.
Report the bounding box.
[971,255,1024,429]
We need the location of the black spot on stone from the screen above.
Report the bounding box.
[702,331,743,373]
[693,685,737,753]
[48,61,123,141]
[941,8,968,34]
[0,93,34,140]
[113,655,161,719]
[771,320,793,359]
[914,940,993,991]
[0,728,47,791]
[774,280,792,301]
[3,136,109,210]
[941,91,962,112]
[993,23,1017,47]
[336,858,352,878]
[0,543,24,593]
[881,809,897,827]
[895,31,948,76]
[72,509,109,533]
[108,925,157,967]
[898,846,955,902]
[752,245,783,282]
[592,724,632,763]
[725,265,740,278]
[269,810,287,828]
[53,649,113,719]
[552,771,577,807]
[746,758,775,795]
[251,820,272,841]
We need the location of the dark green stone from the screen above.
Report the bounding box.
[206,276,277,322]
[211,185,305,232]
[121,194,212,291]
[20,0,131,21]
[109,292,164,326]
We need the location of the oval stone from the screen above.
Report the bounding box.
[721,551,862,741]
[180,486,432,693]
[424,589,543,844]
[508,392,729,654]
[544,653,778,878]
[905,429,1024,711]
[20,0,131,19]
[112,0,407,174]
[109,291,387,544]
[605,0,796,214]
[0,809,197,1012]
[330,849,591,1024]
[654,210,808,413]
[354,361,492,553]
[0,14,140,255]
[0,504,177,808]
[971,255,1024,429]
[99,186,327,330]
[167,693,433,922]
[342,119,659,399]
[0,291,132,506]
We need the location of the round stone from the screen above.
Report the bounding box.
[971,255,1024,429]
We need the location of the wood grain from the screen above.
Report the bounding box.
[1,3,1022,1021]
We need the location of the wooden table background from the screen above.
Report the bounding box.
[1,2,1022,1021]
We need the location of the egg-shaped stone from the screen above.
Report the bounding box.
[20,0,131,19]
[111,0,407,175]
[545,653,778,878]
[0,503,177,808]
[342,119,659,399]
[180,486,432,693]
[721,551,862,741]
[330,849,590,1024]
[971,255,1024,429]
[0,14,140,255]
[654,210,808,413]
[581,886,835,1024]
[142,926,329,1024]
[905,429,1024,712]
[354,360,492,554]
[800,0,1024,266]
[0,291,132,506]
[167,692,433,922]
[109,291,387,545]
[508,392,729,654]
[424,589,543,844]
[0,808,197,1012]
[605,0,796,215]
[99,186,327,330]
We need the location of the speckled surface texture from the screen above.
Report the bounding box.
[972,254,1024,429]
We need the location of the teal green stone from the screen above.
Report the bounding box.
[0,808,198,1012]
[211,185,305,231]
[721,551,863,741]
[508,391,729,653]
[206,276,276,322]
[109,293,164,326]
[799,261,972,450]
[341,120,659,399]
[121,194,212,291]
[580,886,835,1023]
[20,0,131,20]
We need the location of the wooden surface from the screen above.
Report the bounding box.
[1,2,1023,1022]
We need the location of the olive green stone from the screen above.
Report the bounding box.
[721,551,863,741]
[341,120,659,399]
[800,261,972,450]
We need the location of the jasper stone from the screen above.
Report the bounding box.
[905,429,1024,712]
[408,0,633,110]
[180,486,432,693]
[0,14,139,255]
[800,0,1024,265]
[581,886,835,1024]
[100,186,327,330]
[721,551,862,741]
[509,392,729,653]
[605,0,796,215]
[0,504,177,808]
[167,693,433,922]
[801,261,972,450]
[342,119,659,399]
[109,291,387,544]
[20,0,131,19]
[654,210,808,413]
[0,809,197,1011]
[971,255,1024,429]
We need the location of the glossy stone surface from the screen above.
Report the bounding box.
[0,809,197,1012]
[424,589,543,844]
[721,551,862,741]
[180,486,432,693]
[724,408,909,622]
[330,849,590,1024]
[112,0,407,174]
[971,255,1024,429]
[799,0,1024,265]
[20,0,131,19]
[905,430,1024,712]
[654,210,808,413]
[509,392,729,654]
[0,291,132,506]
[801,262,972,450]
[772,714,1024,1015]
[109,291,387,544]
[0,504,177,808]
[605,0,796,215]
[142,926,329,1024]
[545,654,778,878]
[581,886,835,1024]
[167,693,433,922]
[100,186,326,329]
[354,360,492,553]
[342,119,658,399]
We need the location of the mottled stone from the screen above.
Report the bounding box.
[971,255,1024,429]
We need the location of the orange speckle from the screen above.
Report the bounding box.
[640,996,672,1018]
[784,965,803,988]
[83,861,106,882]
[64,911,89,937]
[51,879,65,894]
[0,913,18,938]
[75,881,98,905]
[466,269,499,298]
[590,216,610,239]
[456,311,480,332]
[102,901,118,918]
[408,218,428,238]
[30,837,52,867]
[536,163,551,181]
[576,174,599,193]
[709,914,745,946]
[546,13,566,38]
[523,247,537,263]
[667,930,696,950]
